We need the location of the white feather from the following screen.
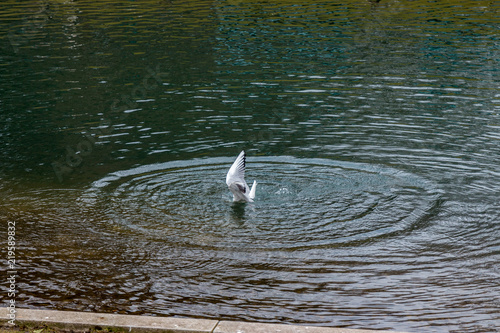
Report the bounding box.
[226,150,257,202]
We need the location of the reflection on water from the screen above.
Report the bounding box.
[1,0,500,332]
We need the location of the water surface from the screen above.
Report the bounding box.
[1,0,499,332]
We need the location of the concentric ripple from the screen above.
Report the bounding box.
[80,156,442,250]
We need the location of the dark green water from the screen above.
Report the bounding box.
[1,0,499,332]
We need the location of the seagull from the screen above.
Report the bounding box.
[226,150,257,202]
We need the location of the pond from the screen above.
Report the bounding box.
[1,0,499,332]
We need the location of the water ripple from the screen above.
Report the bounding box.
[80,156,442,251]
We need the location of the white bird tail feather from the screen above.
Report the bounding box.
[249,180,257,200]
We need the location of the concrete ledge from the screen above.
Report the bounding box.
[214,321,406,333]
[1,308,217,333]
[0,308,409,333]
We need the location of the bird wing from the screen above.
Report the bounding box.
[226,150,246,186]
